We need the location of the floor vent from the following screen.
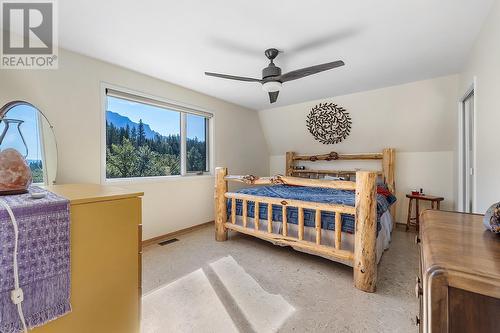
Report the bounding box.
[158,238,179,246]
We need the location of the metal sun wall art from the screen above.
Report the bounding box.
[306,102,352,144]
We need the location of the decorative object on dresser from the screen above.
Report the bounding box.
[214,148,396,293]
[483,202,500,233]
[0,101,58,186]
[418,210,500,333]
[0,148,32,195]
[306,102,351,144]
[405,193,444,232]
[0,117,32,194]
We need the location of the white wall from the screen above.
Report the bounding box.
[459,0,500,213]
[0,49,269,240]
[259,75,459,223]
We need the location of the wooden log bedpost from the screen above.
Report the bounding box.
[382,148,396,228]
[353,171,378,292]
[285,152,295,176]
[215,167,228,241]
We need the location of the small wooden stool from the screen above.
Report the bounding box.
[406,194,444,232]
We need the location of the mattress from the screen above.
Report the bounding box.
[228,184,396,235]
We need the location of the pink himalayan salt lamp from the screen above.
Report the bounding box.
[0,148,32,195]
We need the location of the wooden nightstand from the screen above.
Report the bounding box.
[406,193,444,231]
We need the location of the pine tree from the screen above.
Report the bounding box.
[138,119,146,146]
[106,117,192,178]
[106,138,138,178]
[130,127,137,146]
[125,124,130,140]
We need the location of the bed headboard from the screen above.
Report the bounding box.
[285,148,396,195]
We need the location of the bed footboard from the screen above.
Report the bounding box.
[214,167,228,241]
[214,167,378,292]
[353,171,378,292]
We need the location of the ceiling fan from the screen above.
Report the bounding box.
[205,48,345,104]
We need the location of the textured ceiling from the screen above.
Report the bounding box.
[56,0,493,110]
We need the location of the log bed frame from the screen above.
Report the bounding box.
[214,148,396,292]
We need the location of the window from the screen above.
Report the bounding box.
[186,114,209,173]
[104,88,212,180]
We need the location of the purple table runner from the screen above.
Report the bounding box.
[0,187,71,333]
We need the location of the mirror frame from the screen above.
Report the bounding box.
[0,100,59,184]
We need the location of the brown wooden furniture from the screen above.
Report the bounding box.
[215,148,396,293]
[33,184,143,333]
[287,149,397,222]
[418,210,500,333]
[406,194,444,231]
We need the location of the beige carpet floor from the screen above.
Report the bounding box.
[142,224,419,333]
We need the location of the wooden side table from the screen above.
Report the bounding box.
[406,193,444,231]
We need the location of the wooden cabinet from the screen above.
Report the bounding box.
[32,184,143,333]
[418,210,500,333]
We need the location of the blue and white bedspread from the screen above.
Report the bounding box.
[227,185,396,234]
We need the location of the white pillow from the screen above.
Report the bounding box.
[323,175,347,181]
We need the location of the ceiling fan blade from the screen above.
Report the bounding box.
[279,60,345,82]
[269,91,279,103]
[205,72,262,82]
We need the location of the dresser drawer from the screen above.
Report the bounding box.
[448,287,500,333]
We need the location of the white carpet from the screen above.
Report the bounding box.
[141,225,419,332]
[209,256,295,333]
[141,268,238,333]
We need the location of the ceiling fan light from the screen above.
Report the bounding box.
[262,81,282,92]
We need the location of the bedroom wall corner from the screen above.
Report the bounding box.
[459,0,500,213]
[260,75,460,224]
[0,48,270,240]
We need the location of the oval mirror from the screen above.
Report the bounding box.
[0,101,58,185]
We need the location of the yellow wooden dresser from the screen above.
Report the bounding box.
[31,184,143,333]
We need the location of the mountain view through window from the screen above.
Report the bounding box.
[105,95,208,179]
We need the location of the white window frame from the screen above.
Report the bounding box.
[100,82,214,184]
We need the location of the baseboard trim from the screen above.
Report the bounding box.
[142,221,214,247]
[143,220,407,247]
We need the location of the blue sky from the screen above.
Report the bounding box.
[2,99,206,162]
[107,96,206,140]
[0,104,43,161]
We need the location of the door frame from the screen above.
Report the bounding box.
[457,77,477,213]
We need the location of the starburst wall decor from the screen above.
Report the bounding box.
[306,102,352,144]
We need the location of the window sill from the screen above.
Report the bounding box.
[103,173,214,185]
